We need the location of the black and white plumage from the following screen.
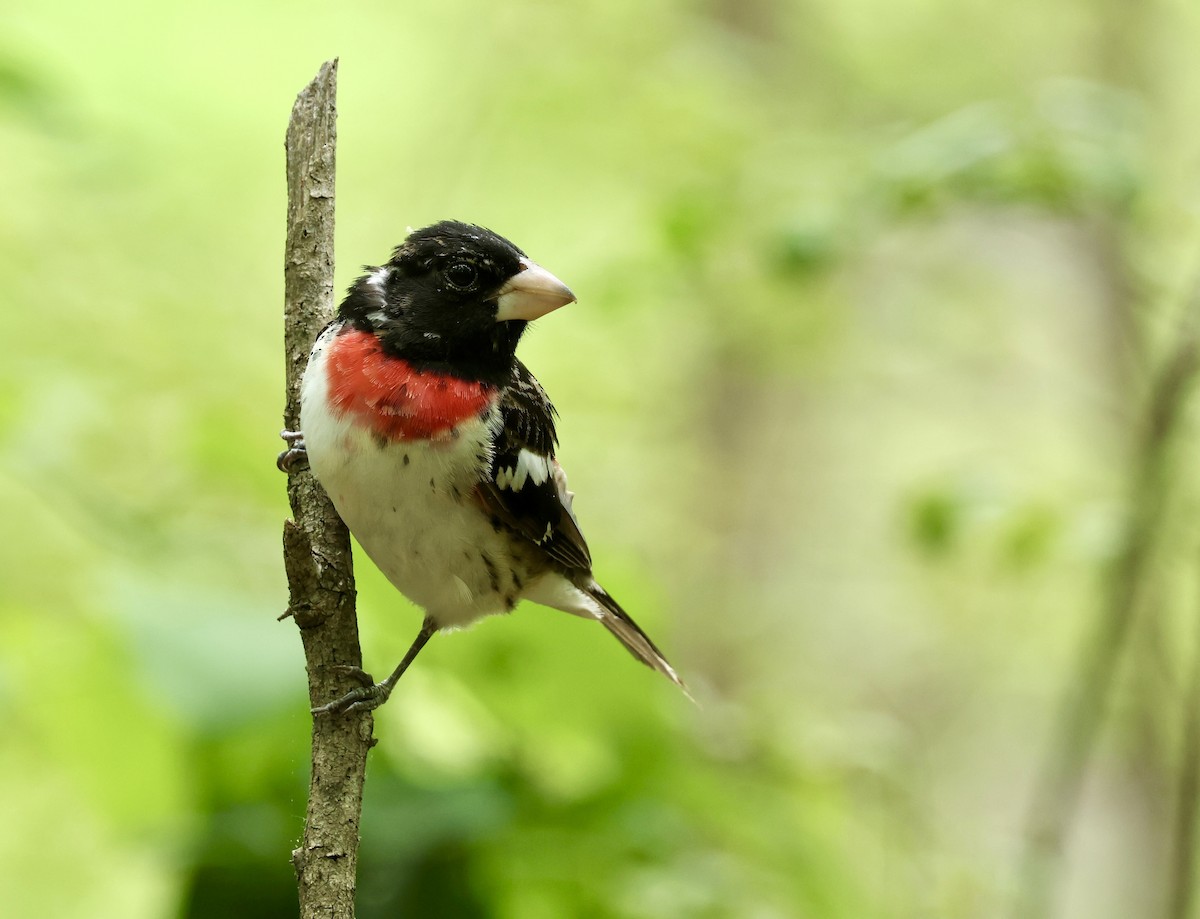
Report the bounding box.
[283,221,686,713]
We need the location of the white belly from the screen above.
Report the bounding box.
[300,343,521,628]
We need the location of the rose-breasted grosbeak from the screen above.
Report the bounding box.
[280,221,686,714]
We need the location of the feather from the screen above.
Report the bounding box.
[584,582,692,701]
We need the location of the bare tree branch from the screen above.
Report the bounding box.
[281,59,373,919]
[1015,279,1200,919]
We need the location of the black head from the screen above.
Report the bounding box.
[339,220,574,383]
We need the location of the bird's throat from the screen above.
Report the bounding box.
[326,329,498,441]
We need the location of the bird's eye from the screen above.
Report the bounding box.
[444,262,478,290]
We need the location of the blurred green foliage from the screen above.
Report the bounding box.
[4,0,1200,917]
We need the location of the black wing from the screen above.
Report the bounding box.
[476,361,593,572]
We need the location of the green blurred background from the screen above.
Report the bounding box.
[5,0,1200,916]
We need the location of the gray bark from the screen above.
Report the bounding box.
[281,59,372,919]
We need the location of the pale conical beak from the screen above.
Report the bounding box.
[495,260,576,322]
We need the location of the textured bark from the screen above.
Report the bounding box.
[281,59,372,919]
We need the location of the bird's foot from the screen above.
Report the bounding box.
[277,430,309,473]
[311,621,436,716]
[311,666,394,716]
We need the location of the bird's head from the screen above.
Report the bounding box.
[339,221,575,383]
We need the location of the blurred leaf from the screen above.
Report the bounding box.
[1001,503,1061,570]
[874,82,1144,217]
[771,220,842,279]
[909,488,963,557]
[0,47,73,132]
[107,575,300,732]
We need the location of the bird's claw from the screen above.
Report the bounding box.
[277,430,309,473]
[311,666,393,716]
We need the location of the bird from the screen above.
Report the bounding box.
[279,220,687,714]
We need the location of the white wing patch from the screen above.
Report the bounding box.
[495,448,551,491]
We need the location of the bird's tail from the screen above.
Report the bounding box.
[584,582,693,702]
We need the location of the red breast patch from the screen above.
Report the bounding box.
[325,329,497,441]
